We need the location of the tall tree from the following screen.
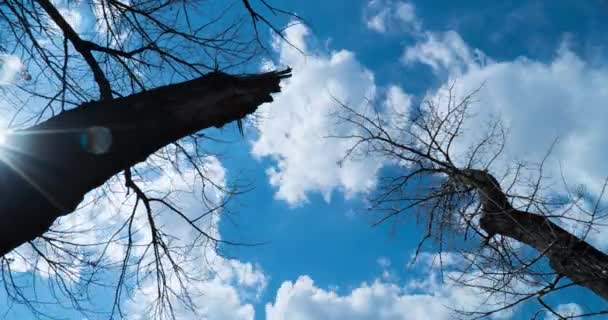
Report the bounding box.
[336,85,608,318]
[0,0,292,317]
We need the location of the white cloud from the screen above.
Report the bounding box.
[127,255,265,320]
[364,0,421,33]
[50,0,83,32]
[119,156,267,319]
[253,24,409,205]
[377,256,391,268]
[544,303,583,320]
[384,85,411,128]
[266,276,451,320]
[91,0,130,38]
[265,251,530,319]
[59,7,83,32]
[413,252,465,269]
[0,55,23,86]
[405,34,608,248]
[376,257,396,281]
[402,31,490,75]
[265,261,520,320]
[3,150,266,319]
[366,14,388,33]
[395,2,417,24]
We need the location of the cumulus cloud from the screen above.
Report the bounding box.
[404,32,608,248]
[120,156,267,319]
[3,151,266,319]
[252,24,409,205]
[364,0,421,34]
[128,255,266,320]
[265,254,521,320]
[266,276,452,320]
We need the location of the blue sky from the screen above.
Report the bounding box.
[1,0,608,319]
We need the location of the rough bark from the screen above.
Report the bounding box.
[0,68,291,257]
[458,169,608,301]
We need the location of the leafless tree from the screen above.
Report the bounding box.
[336,84,608,319]
[0,0,294,318]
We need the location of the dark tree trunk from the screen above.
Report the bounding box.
[459,169,608,301]
[0,69,291,257]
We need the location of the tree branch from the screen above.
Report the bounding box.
[0,68,291,257]
[34,0,113,100]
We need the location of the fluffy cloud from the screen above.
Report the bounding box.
[266,276,451,320]
[404,31,608,248]
[364,0,421,34]
[0,55,23,86]
[3,151,266,319]
[119,156,267,319]
[402,31,490,75]
[252,24,408,205]
[128,257,265,320]
[384,85,411,121]
[265,254,519,320]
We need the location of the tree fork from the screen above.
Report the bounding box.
[0,68,291,257]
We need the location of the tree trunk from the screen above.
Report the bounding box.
[0,69,291,257]
[458,169,608,301]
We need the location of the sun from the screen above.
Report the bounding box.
[0,131,6,145]
[0,129,12,145]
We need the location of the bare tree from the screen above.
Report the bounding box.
[336,84,608,319]
[0,0,294,318]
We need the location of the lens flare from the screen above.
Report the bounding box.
[80,126,112,155]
